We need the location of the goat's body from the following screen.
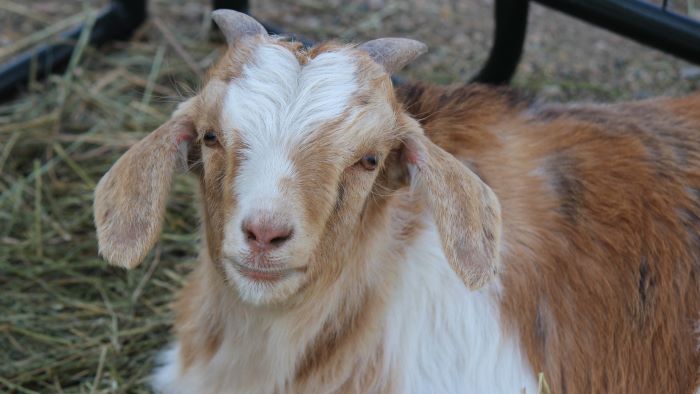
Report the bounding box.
[92,14,700,392]
[153,83,700,393]
[400,84,700,393]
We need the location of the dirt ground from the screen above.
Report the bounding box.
[1,0,699,392]
[249,0,700,100]
[2,0,699,100]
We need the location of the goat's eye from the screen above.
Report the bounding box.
[203,131,218,147]
[358,154,378,171]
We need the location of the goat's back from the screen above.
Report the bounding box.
[399,84,700,393]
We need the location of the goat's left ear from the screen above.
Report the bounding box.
[402,126,502,290]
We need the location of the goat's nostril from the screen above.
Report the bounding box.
[270,230,292,246]
[246,229,257,242]
[243,219,293,250]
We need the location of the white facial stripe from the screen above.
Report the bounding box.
[234,143,295,213]
[221,41,358,148]
[220,41,358,220]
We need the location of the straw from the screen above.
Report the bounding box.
[0,4,204,391]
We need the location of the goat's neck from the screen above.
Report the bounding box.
[176,195,414,391]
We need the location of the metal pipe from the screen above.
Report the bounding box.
[213,0,249,13]
[533,0,700,64]
[0,0,146,100]
[472,0,530,85]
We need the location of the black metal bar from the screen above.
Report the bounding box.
[213,0,249,13]
[472,0,530,85]
[533,0,700,64]
[0,0,146,100]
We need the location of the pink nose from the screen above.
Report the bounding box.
[242,218,293,251]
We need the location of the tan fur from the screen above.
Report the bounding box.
[175,261,225,370]
[402,127,501,289]
[94,114,195,268]
[398,84,700,393]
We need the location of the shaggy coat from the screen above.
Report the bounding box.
[93,10,700,394]
[397,84,700,392]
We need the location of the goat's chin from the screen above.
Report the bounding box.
[224,263,307,305]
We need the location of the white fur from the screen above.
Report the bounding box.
[221,257,307,305]
[384,219,537,393]
[153,219,537,393]
[220,41,357,148]
[151,344,181,392]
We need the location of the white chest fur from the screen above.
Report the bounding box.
[383,222,537,393]
[152,222,537,393]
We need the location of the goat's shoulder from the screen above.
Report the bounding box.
[398,83,700,392]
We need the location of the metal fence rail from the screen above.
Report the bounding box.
[1,0,699,99]
[0,0,146,99]
[474,0,700,84]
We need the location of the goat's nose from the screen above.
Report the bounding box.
[242,218,293,251]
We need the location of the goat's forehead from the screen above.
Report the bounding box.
[219,42,364,150]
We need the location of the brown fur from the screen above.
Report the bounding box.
[398,84,700,393]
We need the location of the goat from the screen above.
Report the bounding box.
[93,10,700,393]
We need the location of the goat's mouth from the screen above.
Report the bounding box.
[232,262,304,283]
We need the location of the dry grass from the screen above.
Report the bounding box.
[0,0,697,392]
[1,2,208,392]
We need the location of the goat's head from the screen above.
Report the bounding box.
[94,10,501,305]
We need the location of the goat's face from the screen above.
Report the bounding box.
[94,10,503,306]
[189,39,408,304]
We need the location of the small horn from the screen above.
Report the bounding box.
[212,9,267,45]
[358,38,427,74]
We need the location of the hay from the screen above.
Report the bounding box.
[0,2,210,392]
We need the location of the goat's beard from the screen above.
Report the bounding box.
[223,260,308,305]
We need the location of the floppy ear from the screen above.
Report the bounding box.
[402,126,502,290]
[94,113,196,269]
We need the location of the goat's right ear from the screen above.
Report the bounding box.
[401,123,502,290]
[94,114,195,269]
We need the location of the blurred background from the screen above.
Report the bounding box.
[1,0,699,392]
